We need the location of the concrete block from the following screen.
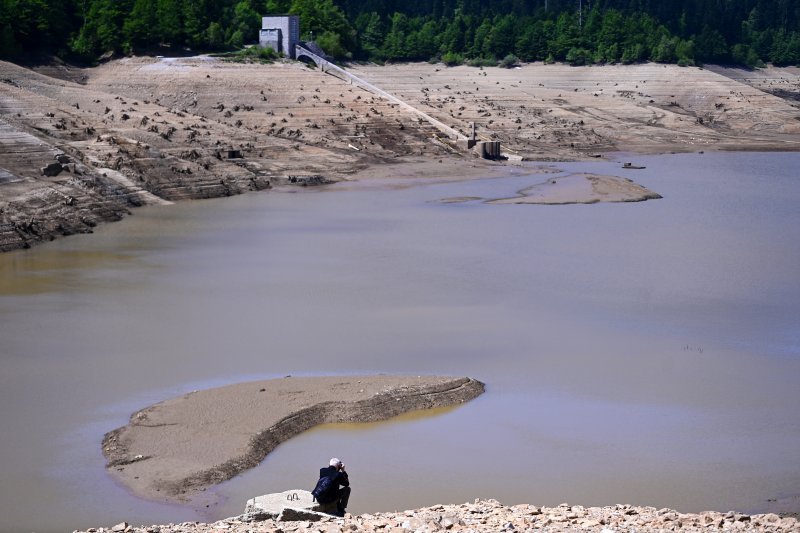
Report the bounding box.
[244,489,338,519]
[456,139,477,150]
[278,507,332,522]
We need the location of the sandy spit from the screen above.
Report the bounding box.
[103,376,484,502]
[486,173,662,205]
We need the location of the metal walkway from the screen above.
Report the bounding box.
[295,44,468,142]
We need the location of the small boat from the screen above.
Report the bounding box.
[622,162,646,169]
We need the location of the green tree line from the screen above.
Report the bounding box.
[1,0,798,66]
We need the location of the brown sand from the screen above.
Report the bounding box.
[102,375,484,502]
[3,58,800,250]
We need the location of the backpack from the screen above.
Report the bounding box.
[311,474,335,502]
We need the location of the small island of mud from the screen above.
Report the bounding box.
[103,375,484,502]
[487,173,662,205]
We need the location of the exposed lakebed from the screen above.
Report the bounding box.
[1,152,799,532]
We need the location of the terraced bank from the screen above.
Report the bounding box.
[4,58,800,252]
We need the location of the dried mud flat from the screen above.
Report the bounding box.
[103,376,484,502]
[2,58,800,251]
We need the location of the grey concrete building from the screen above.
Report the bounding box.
[260,15,300,59]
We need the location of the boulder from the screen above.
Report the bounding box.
[286,174,331,186]
[41,162,63,177]
[278,507,331,522]
[244,490,338,521]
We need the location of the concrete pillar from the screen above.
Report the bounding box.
[475,141,501,159]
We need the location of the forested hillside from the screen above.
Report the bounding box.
[1,0,798,66]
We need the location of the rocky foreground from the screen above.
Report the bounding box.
[78,499,800,533]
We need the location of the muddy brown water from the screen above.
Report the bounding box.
[1,152,799,532]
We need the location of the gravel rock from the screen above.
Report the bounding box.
[41,162,63,176]
[76,499,800,533]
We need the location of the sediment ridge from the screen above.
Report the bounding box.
[77,499,800,532]
[102,376,484,501]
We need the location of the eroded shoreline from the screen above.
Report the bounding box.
[103,376,484,502]
[3,58,800,251]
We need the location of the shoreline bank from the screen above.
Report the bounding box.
[2,58,800,251]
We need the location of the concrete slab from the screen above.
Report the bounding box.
[244,489,338,519]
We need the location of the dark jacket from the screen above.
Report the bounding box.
[319,465,349,489]
[315,466,349,503]
[314,465,351,508]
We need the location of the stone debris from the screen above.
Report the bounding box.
[41,161,64,176]
[74,499,800,533]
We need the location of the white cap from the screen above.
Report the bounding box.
[330,457,342,467]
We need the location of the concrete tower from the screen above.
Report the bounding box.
[260,15,300,59]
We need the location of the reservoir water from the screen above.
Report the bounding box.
[1,152,799,532]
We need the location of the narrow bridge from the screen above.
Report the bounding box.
[295,42,468,143]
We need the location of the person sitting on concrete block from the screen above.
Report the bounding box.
[311,457,351,517]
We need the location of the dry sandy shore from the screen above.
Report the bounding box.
[78,499,800,533]
[103,376,484,502]
[2,58,800,251]
[349,63,800,157]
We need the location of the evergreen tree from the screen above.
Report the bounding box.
[71,0,133,57]
[183,0,210,48]
[290,0,355,55]
[355,11,384,59]
[229,0,260,44]
[123,0,157,50]
[382,12,409,59]
[156,0,183,45]
[2,0,799,66]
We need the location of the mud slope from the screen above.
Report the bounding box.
[0,57,456,251]
[352,62,800,158]
[4,58,800,251]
